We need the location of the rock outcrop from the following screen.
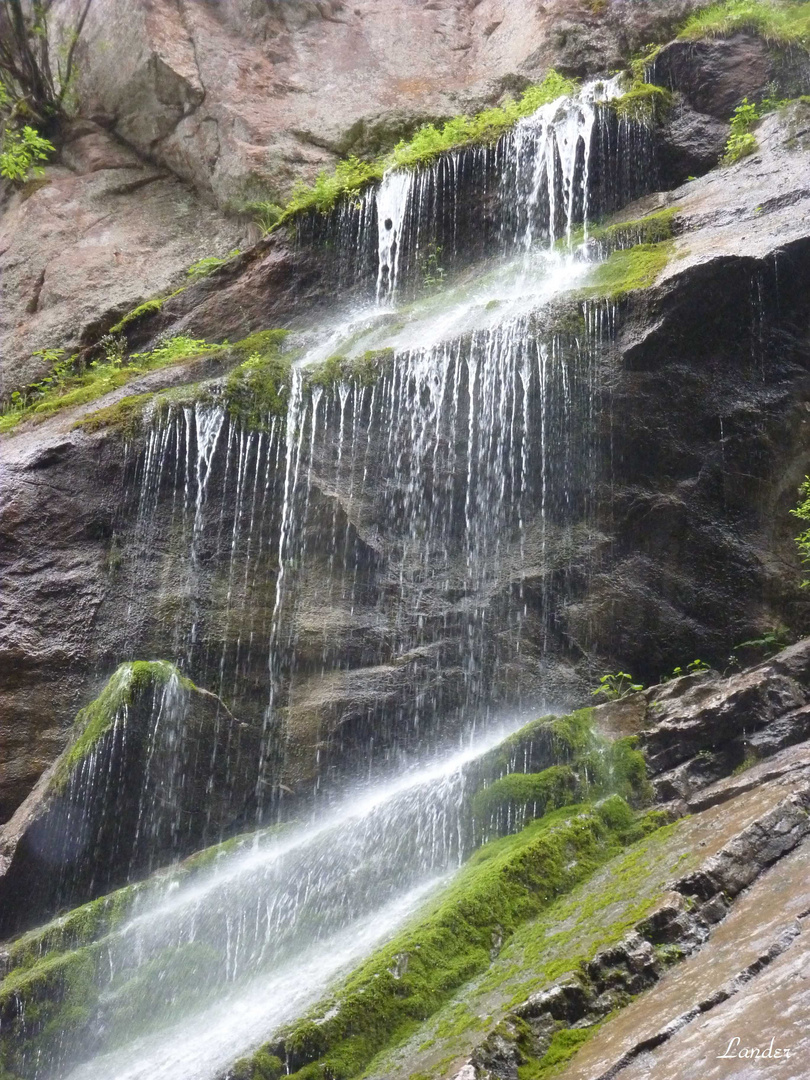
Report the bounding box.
[366,641,810,1080]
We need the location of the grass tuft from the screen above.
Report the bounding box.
[679,0,810,46]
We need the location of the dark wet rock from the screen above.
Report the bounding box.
[651,35,775,120]
[638,640,810,795]
[656,98,729,186]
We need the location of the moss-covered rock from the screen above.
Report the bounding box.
[304,348,395,391]
[578,239,675,300]
[223,330,293,428]
[53,661,188,792]
[239,798,652,1080]
[611,81,673,124]
[0,661,261,940]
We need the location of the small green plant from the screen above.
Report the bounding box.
[0,124,54,182]
[592,672,643,701]
[247,201,284,235]
[732,752,760,775]
[186,250,240,280]
[661,659,711,682]
[723,97,761,162]
[792,475,810,585]
[421,243,445,288]
[734,626,792,655]
[722,94,790,163]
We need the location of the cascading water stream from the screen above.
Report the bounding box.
[25,723,538,1080]
[8,80,656,1080]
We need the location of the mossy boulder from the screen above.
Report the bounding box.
[0,662,261,938]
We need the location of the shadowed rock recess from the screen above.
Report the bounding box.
[2,2,810,1079]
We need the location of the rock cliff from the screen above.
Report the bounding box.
[2,3,810,1078]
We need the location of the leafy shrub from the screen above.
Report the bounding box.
[791,475,810,584]
[0,125,54,182]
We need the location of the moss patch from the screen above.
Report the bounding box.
[223,330,292,429]
[579,240,675,300]
[276,71,579,225]
[0,337,220,437]
[73,392,156,435]
[108,287,186,335]
[679,0,810,46]
[247,798,652,1080]
[611,82,673,124]
[304,348,394,391]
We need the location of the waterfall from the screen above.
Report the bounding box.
[3,79,658,1080]
[296,77,655,297]
[20,725,539,1080]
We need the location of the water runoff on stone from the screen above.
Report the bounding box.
[34,79,655,1080]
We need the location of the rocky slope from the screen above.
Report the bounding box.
[3,95,810,824]
[2,4,810,1076]
[290,641,810,1080]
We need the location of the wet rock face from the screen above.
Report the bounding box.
[652,35,775,120]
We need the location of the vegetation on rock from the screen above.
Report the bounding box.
[304,349,395,391]
[0,336,220,435]
[73,392,156,435]
[273,71,579,226]
[578,239,675,299]
[679,0,810,46]
[791,474,810,584]
[610,82,672,124]
[240,797,657,1080]
[52,661,190,791]
[108,287,187,334]
[186,250,241,281]
[223,330,292,428]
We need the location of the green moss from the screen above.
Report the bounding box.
[0,944,98,1077]
[571,208,678,255]
[629,43,665,83]
[611,82,672,124]
[5,889,139,977]
[517,1025,598,1080]
[73,392,155,435]
[186,250,240,280]
[224,331,292,429]
[471,766,581,825]
[679,1,810,46]
[108,287,187,335]
[52,661,190,791]
[276,71,579,225]
[1,337,220,437]
[251,801,650,1080]
[304,348,394,391]
[578,240,675,300]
